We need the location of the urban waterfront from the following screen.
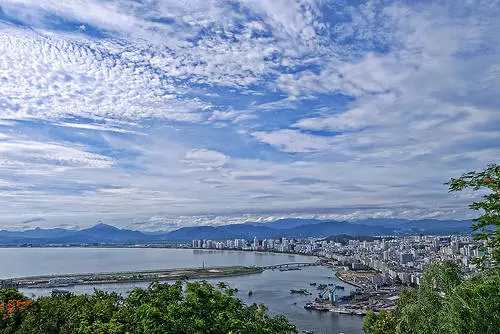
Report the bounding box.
[0,248,365,334]
[189,234,480,286]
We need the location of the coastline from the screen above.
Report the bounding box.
[316,255,364,289]
[334,271,363,289]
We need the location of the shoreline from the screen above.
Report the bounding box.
[316,255,363,289]
[334,271,363,289]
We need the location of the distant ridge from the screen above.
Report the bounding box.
[0,219,472,246]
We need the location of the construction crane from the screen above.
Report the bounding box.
[316,286,338,305]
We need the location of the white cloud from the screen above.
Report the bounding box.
[208,110,257,123]
[0,30,211,124]
[0,179,14,188]
[252,129,334,153]
[183,149,229,168]
[0,138,113,169]
[54,122,144,135]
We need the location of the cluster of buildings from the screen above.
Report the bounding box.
[321,235,481,286]
[191,236,304,253]
[190,235,482,286]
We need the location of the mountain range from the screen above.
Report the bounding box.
[0,218,473,246]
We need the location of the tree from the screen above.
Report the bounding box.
[126,281,296,334]
[2,281,297,334]
[363,310,396,334]
[446,163,500,268]
[443,268,500,333]
[394,261,462,334]
[0,289,32,334]
[364,164,500,334]
[364,262,500,334]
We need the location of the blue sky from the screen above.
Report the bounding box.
[0,0,499,231]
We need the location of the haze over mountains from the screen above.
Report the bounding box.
[0,219,472,246]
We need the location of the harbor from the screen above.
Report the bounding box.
[300,265,403,315]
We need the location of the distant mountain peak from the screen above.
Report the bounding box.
[87,223,119,230]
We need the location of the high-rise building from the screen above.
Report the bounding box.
[400,253,413,264]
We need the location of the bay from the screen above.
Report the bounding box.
[0,248,364,333]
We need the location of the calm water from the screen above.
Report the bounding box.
[0,248,364,333]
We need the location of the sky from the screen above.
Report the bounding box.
[0,0,499,231]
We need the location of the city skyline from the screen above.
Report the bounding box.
[0,0,499,230]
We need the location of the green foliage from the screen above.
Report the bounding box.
[446,163,500,267]
[393,261,463,334]
[0,289,32,334]
[16,291,126,334]
[0,290,25,303]
[363,310,396,334]
[443,268,500,333]
[0,281,296,334]
[364,164,500,334]
[363,263,500,334]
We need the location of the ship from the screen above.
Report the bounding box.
[290,289,311,295]
[51,289,71,296]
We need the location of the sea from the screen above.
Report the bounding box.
[0,247,364,334]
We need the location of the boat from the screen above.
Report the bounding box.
[317,284,328,290]
[335,285,345,290]
[290,289,311,295]
[309,282,317,286]
[51,289,70,296]
[248,290,253,296]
